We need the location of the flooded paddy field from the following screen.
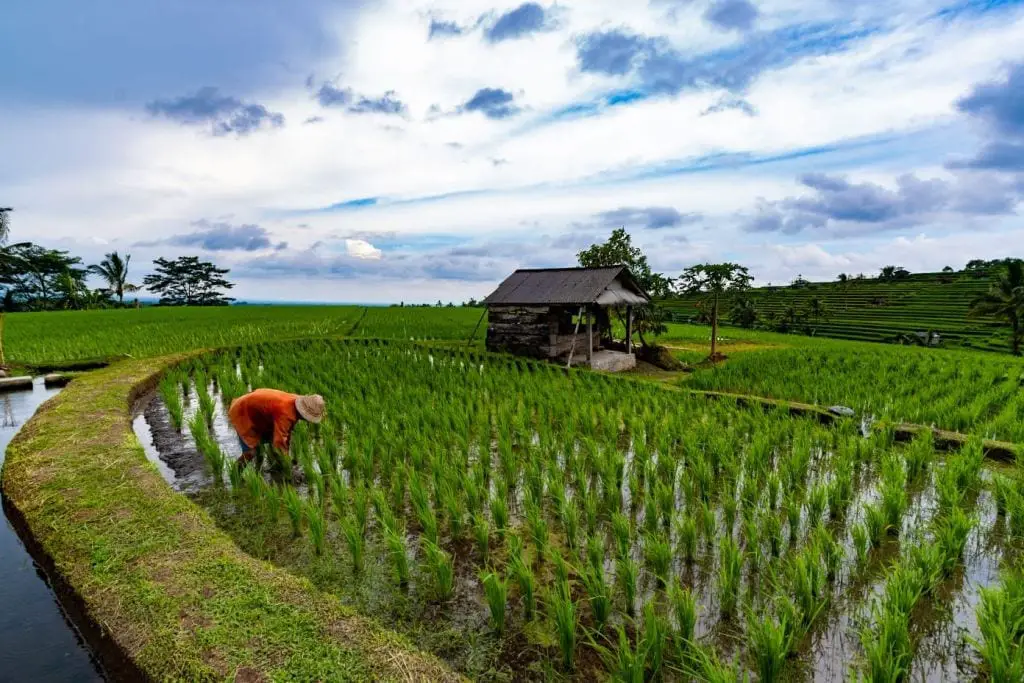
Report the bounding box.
[135,339,1023,681]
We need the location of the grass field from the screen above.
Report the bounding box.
[160,339,1023,681]
[660,271,1011,353]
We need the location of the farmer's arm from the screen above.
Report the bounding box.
[272,412,298,454]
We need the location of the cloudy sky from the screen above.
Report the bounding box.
[3,0,1023,303]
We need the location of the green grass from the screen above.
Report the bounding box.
[0,354,458,681]
[4,305,484,367]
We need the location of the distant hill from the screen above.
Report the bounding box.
[660,270,1012,353]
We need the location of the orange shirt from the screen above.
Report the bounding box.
[228,389,300,452]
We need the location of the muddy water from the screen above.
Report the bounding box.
[0,379,105,682]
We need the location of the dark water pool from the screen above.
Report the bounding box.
[0,379,106,683]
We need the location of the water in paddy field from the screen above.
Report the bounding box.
[0,379,106,683]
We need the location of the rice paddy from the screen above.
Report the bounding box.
[141,338,1024,681]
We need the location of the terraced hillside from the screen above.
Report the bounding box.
[660,271,1011,352]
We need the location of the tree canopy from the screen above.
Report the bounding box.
[89,251,138,304]
[969,259,1024,355]
[576,228,674,298]
[0,242,92,311]
[143,256,235,306]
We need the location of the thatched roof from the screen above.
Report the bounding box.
[482,266,650,306]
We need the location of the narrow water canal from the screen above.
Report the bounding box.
[0,379,105,683]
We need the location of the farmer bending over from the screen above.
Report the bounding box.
[228,389,325,466]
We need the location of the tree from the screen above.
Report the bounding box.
[803,296,830,334]
[677,263,752,358]
[0,243,85,310]
[880,265,897,280]
[89,251,137,305]
[969,259,1024,356]
[836,273,849,283]
[143,256,235,306]
[942,266,954,273]
[0,208,11,245]
[577,228,673,347]
[729,297,759,329]
[576,228,674,297]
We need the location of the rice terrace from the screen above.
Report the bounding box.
[4,2,1024,682]
[0,245,1023,683]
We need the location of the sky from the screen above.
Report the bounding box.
[2,0,1023,304]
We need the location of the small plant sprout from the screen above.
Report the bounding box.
[644,530,672,588]
[423,539,455,602]
[669,580,698,659]
[282,486,304,538]
[549,579,578,672]
[718,537,742,619]
[747,603,792,683]
[510,551,537,620]
[480,570,509,634]
[340,514,365,574]
[304,498,326,555]
[383,523,410,587]
[580,562,612,633]
[616,555,639,617]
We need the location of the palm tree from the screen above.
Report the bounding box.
[0,208,11,245]
[970,260,1024,356]
[89,251,137,305]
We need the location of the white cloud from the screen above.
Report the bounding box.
[344,238,383,260]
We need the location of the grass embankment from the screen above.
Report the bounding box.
[660,270,1010,352]
[3,306,485,369]
[0,356,459,682]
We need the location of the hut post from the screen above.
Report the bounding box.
[626,305,633,353]
[587,306,594,362]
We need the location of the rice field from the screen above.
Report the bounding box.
[146,338,1024,682]
[3,305,483,366]
[683,345,1024,443]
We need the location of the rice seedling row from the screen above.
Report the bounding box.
[142,339,1023,681]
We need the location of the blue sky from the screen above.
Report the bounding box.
[2,0,1023,303]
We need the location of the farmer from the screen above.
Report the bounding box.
[228,389,325,466]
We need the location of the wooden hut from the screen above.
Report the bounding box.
[482,266,650,371]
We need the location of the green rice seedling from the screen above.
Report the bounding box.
[422,539,455,601]
[583,487,600,535]
[814,524,843,582]
[806,484,827,528]
[263,482,281,522]
[560,498,580,550]
[864,502,888,547]
[828,466,854,521]
[242,464,263,503]
[586,533,604,571]
[904,431,934,484]
[763,510,783,558]
[700,500,717,546]
[383,524,410,587]
[580,563,612,633]
[548,579,578,672]
[188,412,226,483]
[304,498,326,555]
[641,600,668,678]
[669,580,697,659]
[883,563,925,616]
[973,576,1024,682]
[159,377,184,431]
[227,459,244,492]
[372,489,397,534]
[686,644,743,683]
[595,626,645,683]
[992,475,1011,517]
[282,486,304,538]
[616,556,639,617]
[490,492,508,540]
[340,514,365,573]
[472,513,489,562]
[644,530,672,588]
[551,548,570,586]
[723,494,738,533]
[676,511,698,565]
[934,506,974,576]
[509,552,537,620]
[195,371,216,426]
[330,475,348,521]
[767,472,781,510]
[788,547,826,629]
[879,455,907,535]
[909,541,945,595]
[612,512,631,559]
[352,483,370,536]
[784,495,801,544]
[852,522,870,565]
[746,605,792,683]
[527,500,548,558]
[718,536,743,619]
[859,602,912,683]
[480,570,509,634]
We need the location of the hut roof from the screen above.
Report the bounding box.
[482,266,650,306]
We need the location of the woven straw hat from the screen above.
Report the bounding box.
[295,394,325,423]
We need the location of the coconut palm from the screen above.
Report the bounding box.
[970,259,1024,356]
[89,251,137,305]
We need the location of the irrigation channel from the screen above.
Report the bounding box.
[131,346,1013,682]
[0,378,105,682]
